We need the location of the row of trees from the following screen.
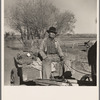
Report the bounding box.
[6,0,76,42]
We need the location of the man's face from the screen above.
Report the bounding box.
[49,32,56,39]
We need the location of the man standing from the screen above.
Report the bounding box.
[39,27,64,79]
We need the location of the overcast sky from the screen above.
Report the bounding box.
[53,0,97,34]
[4,0,97,34]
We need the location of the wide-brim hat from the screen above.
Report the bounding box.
[47,27,57,34]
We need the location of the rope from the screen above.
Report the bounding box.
[64,63,91,75]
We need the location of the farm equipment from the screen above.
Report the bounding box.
[10,52,93,86]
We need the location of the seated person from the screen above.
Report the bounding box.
[39,27,64,79]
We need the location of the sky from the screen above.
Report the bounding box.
[52,0,97,34]
[4,0,97,34]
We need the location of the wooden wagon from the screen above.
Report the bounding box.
[10,52,93,86]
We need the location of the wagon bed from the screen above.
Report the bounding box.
[11,52,93,86]
[33,79,78,86]
[32,78,94,86]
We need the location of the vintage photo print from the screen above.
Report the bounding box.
[2,0,99,100]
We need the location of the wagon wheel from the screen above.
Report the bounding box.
[10,68,20,85]
[80,74,91,81]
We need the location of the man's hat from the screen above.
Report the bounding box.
[47,27,57,34]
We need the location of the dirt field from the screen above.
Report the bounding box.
[4,34,96,85]
[4,41,21,85]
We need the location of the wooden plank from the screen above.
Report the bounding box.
[33,79,70,86]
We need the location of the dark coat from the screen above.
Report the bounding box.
[88,41,97,85]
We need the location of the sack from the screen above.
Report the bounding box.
[31,58,42,70]
[16,52,36,65]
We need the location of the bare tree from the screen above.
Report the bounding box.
[8,0,76,42]
[56,11,76,34]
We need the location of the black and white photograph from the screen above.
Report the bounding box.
[4,0,98,87]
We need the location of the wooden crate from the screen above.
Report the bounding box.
[22,67,41,82]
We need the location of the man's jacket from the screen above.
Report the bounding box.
[39,38,64,60]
